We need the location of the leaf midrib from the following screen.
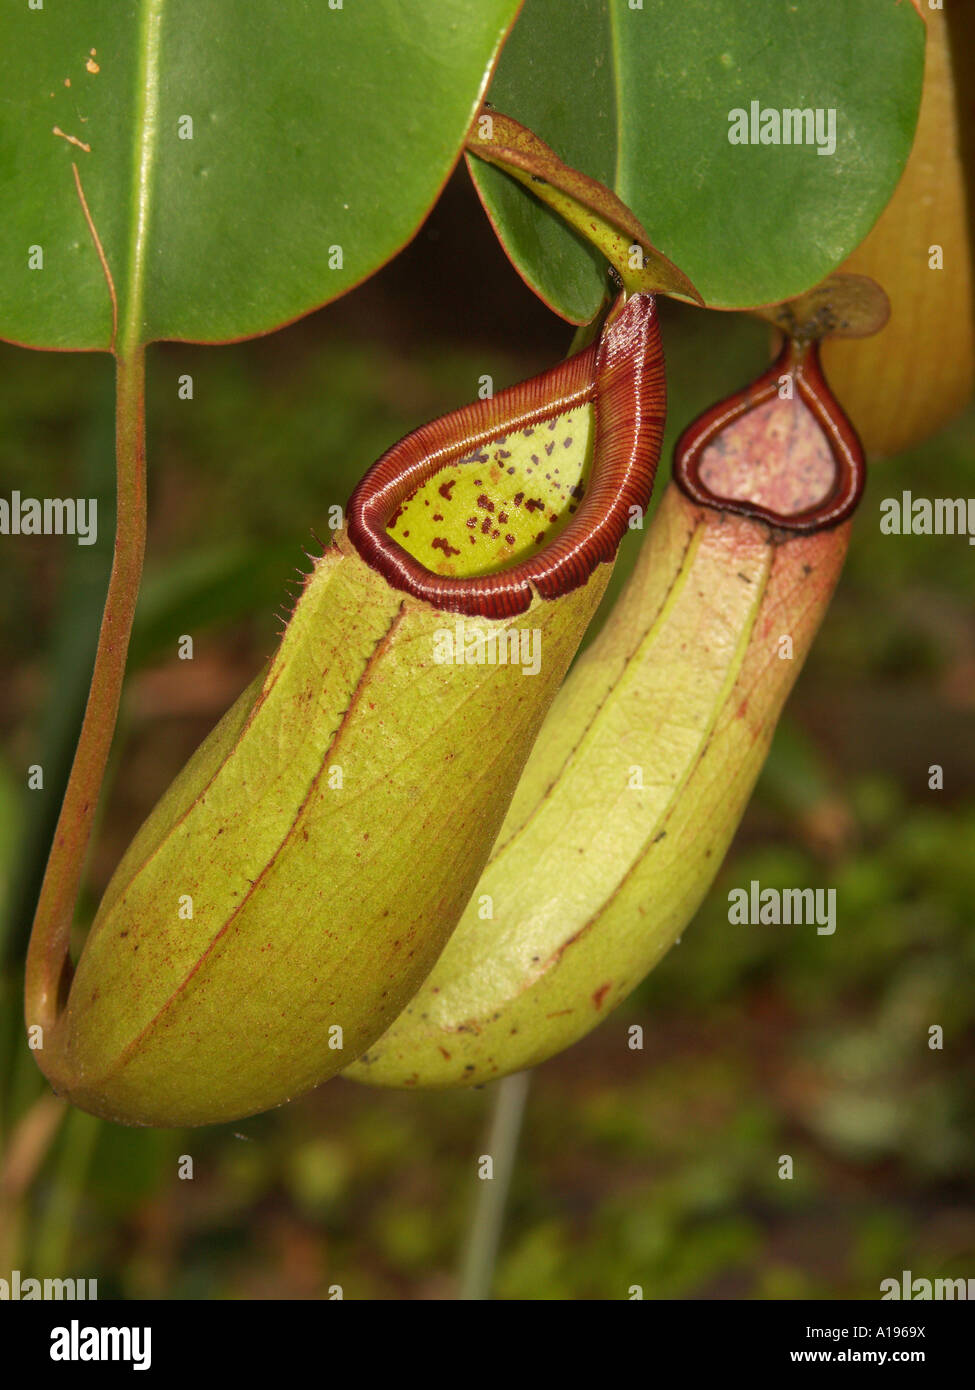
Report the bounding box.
[120,0,164,356]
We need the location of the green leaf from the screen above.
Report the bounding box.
[0,0,520,350]
[470,0,925,318]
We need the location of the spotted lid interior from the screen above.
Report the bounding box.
[385,404,595,578]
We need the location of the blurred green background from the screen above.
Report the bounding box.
[1,166,973,1300]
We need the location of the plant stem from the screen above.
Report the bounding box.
[24,350,147,1038]
[458,1070,532,1300]
[1,370,115,972]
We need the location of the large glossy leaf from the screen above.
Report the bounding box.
[0,0,521,350]
[470,0,925,319]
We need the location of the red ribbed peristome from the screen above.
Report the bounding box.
[673,337,865,533]
[346,293,666,617]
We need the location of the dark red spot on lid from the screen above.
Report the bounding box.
[432,537,460,558]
